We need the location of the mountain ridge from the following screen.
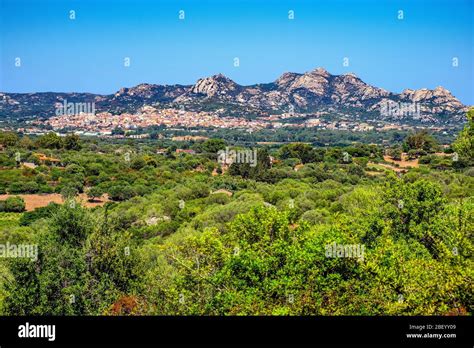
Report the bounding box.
[0,67,468,125]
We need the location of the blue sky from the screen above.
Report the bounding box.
[1,0,473,104]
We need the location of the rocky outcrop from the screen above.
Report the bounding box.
[0,68,468,124]
[190,74,240,97]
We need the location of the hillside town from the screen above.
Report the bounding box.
[23,107,439,138]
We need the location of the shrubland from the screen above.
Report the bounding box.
[0,110,472,315]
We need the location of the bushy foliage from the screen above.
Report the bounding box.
[0,118,472,316]
[0,196,26,212]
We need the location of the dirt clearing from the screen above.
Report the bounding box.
[0,193,109,211]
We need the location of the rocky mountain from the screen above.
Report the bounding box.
[0,67,468,124]
[188,73,241,98]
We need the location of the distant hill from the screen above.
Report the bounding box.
[0,67,468,125]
